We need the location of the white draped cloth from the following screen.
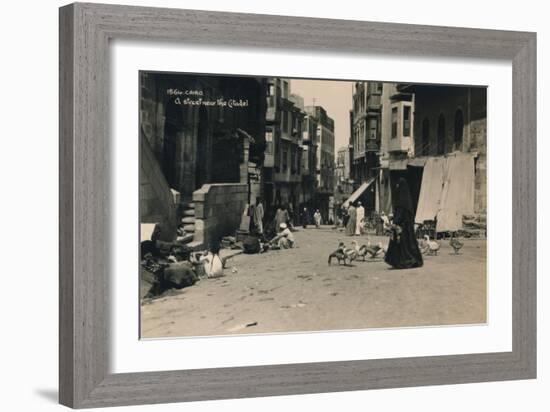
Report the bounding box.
[414,152,475,232]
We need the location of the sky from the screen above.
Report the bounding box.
[290,79,354,152]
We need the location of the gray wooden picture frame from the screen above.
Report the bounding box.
[59,2,536,408]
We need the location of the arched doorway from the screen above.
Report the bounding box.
[437,114,445,155]
[454,109,464,151]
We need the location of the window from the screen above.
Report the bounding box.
[268,84,275,96]
[422,118,430,156]
[265,130,273,154]
[282,145,288,171]
[282,81,289,99]
[437,114,446,155]
[282,111,289,133]
[454,109,464,151]
[403,106,411,137]
[391,107,398,139]
[369,118,377,140]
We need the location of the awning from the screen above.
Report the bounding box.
[343,177,376,207]
[414,153,475,232]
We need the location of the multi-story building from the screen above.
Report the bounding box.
[349,81,383,214]
[334,145,354,217]
[378,83,487,234]
[139,72,267,245]
[378,83,415,214]
[263,78,306,222]
[300,109,319,211]
[305,105,335,223]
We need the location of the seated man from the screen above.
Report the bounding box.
[270,223,295,249]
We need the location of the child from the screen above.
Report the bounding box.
[200,241,224,278]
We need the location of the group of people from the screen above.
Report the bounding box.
[342,201,366,236]
[246,181,425,270]
[337,178,423,270]
[141,238,225,298]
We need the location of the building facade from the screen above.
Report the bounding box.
[377,83,487,234]
[334,145,354,217]
[378,83,415,215]
[349,81,383,214]
[263,79,306,223]
[305,105,336,223]
[139,72,267,246]
[407,84,487,218]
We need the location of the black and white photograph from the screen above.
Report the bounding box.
[139,72,487,338]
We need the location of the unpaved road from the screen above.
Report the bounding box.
[141,226,486,338]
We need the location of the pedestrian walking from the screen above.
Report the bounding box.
[300,206,309,228]
[384,178,423,269]
[314,209,322,228]
[355,201,365,235]
[346,203,357,236]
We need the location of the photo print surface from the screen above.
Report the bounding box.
[139,72,487,338]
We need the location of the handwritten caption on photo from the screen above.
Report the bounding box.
[167,88,249,108]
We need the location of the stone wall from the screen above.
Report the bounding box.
[192,183,248,248]
[412,86,487,215]
[140,134,178,241]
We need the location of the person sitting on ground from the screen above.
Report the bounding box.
[145,247,197,298]
[243,231,262,254]
[200,241,225,278]
[270,223,295,249]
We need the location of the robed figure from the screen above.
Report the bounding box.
[346,204,357,236]
[384,178,423,269]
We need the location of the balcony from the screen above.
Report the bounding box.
[367,94,381,111]
[365,138,380,153]
[265,95,279,122]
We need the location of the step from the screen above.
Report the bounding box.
[176,233,194,244]
[187,240,205,251]
[183,224,195,233]
[181,216,196,224]
[183,209,196,217]
[181,202,195,209]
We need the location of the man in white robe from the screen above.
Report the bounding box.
[355,201,365,235]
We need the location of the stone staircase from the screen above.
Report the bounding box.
[177,201,196,245]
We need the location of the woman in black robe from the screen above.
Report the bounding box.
[384,177,423,269]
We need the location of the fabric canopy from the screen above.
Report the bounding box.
[414,157,445,224]
[344,177,376,207]
[436,153,475,232]
[414,152,475,232]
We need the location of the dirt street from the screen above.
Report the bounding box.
[140,226,486,338]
